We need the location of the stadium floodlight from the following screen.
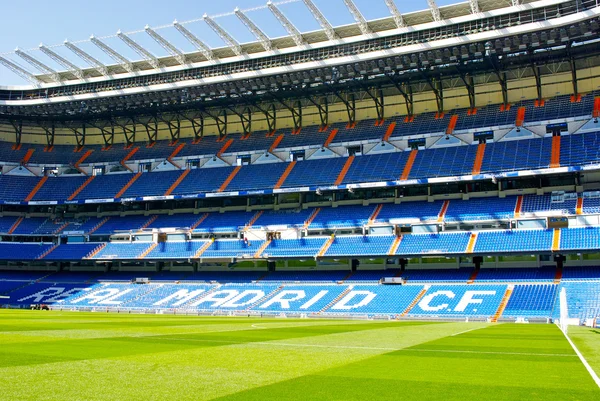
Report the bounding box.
[428,0,441,22]
[145,25,187,65]
[14,47,61,82]
[89,35,134,73]
[117,30,160,69]
[173,20,215,61]
[342,0,371,35]
[468,0,480,14]
[267,1,305,46]
[64,40,108,76]
[39,44,84,79]
[302,0,337,41]
[234,8,272,52]
[203,14,243,56]
[384,0,406,28]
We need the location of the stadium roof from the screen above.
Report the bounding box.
[0,0,531,87]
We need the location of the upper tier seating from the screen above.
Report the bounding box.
[474,229,554,253]
[2,129,600,203]
[262,238,327,258]
[325,235,393,257]
[1,93,596,170]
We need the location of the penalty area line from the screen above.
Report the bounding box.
[560,328,600,388]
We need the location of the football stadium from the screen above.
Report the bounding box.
[1,0,600,399]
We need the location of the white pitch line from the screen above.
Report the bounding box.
[152,336,577,357]
[560,328,600,388]
[450,326,486,337]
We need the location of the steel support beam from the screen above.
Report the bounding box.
[41,123,55,148]
[253,103,277,133]
[342,0,371,35]
[0,56,40,85]
[428,0,441,22]
[365,88,384,121]
[384,0,406,28]
[468,0,480,14]
[205,109,228,138]
[267,1,305,46]
[70,124,86,148]
[142,116,159,144]
[334,92,356,125]
[459,71,476,110]
[307,96,328,128]
[234,8,272,51]
[203,14,242,56]
[190,115,204,142]
[90,35,134,72]
[117,30,160,69]
[10,120,23,146]
[173,20,214,61]
[160,116,181,143]
[39,44,84,79]
[421,71,444,113]
[145,26,186,65]
[114,119,136,147]
[278,99,302,131]
[302,0,337,41]
[64,40,108,76]
[14,48,60,82]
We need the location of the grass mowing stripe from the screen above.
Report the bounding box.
[560,327,600,388]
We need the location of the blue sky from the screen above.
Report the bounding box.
[0,0,458,85]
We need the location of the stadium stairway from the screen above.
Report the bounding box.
[491,285,514,322]
[24,176,48,202]
[466,233,478,254]
[446,115,459,136]
[218,166,241,192]
[138,243,158,259]
[515,107,526,127]
[400,150,417,180]
[514,195,524,218]
[164,169,190,196]
[388,236,402,256]
[552,229,561,252]
[190,213,209,231]
[576,198,584,215]
[550,135,561,168]
[68,176,95,201]
[254,239,272,258]
[8,217,23,234]
[303,208,321,229]
[140,216,158,230]
[194,241,214,258]
[274,161,297,189]
[323,128,339,148]
[467,266,480,284]
[73,150,93,175]
[245,211,264,230]
[317,236,335,258]
[382,122,396,141]
[115,173,142,198]
[437,200,450,222]
[216,139,233,157]
[120,147,139,172]
[472,143,486,175]
[245,286,284,311]
[368,204,383,225]
[319,285,353,313]
[36,244,58,260]
[334,155,355,185]
[401,285,430,316]
[84,243,107,259]
[167,143,186,168]
[88,218,110,235]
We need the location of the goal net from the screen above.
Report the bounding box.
[558,287,569,335]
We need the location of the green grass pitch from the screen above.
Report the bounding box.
[0,310,599,400]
